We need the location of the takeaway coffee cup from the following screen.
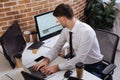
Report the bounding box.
[24,30,30,42]
[14,54,22,68]
[31,31,37,42]
[75,62,84,79]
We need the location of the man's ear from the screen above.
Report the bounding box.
[62,16,67,22]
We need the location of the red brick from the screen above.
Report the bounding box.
[0,7,11,12]
[80,5,86,10]
[49,0,56,2]
[28,20,35,25]
[73,0,79,2]
[44,3,53,8]
[0,0,9,2]
[44,8,49,12]
[20,8,32,13]
[0,13,5,17]
[37,1,43,5]
[39,8,49,13]
[18,0,30,4]
[21,17,33,22]
[73,5,78,10]
[4,2,17,7]
[0,31,4,36]
[0,3,3,7]
[21,26,28,31]
[26,2,38,8]
[26,24,35,30]
[40,1,48,4]
[19,22,27,27]
[7,20,20,25]
[7,20,15,25]
[54,1,63,6]
[0,21,7,26]
[34,1,48,6]
[63,0,70,2]
[50,7,55,11]
[6,11,19,16]
[14,14,26,19]
[33,6,43,11]
[0,16,13,21]
[30,0,40,2]
[2,26,9,31]
[30,0,35,2]
[27,11,37,17]
[12,5,25,10]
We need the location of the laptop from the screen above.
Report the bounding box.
[21,71,45,80]
[0,21,26,68]
[0,21,46,80]
[22,56,66,79]
[22,62,57,80]
[21,56,47,79]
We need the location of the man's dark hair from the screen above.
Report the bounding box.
[53,3,74,19]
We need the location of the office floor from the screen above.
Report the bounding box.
[113,50,120,80]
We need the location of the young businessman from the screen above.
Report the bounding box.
[33,3,103,77]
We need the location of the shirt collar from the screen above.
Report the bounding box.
[70,20,79,33]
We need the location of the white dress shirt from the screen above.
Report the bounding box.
[44,20,103,70]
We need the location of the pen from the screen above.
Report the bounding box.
[5,74,14,80]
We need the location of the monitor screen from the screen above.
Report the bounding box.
[34,11,63,41]
[0,21,26,68]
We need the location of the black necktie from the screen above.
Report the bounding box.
[64,32,74,59]
[69,32,73,58]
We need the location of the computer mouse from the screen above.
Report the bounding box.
[64,70,73,78]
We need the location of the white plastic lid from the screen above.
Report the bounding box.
[24,30,30,34]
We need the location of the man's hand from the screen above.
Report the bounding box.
[42,65,60,75]
[33,58,50,71]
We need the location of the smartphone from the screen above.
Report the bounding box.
[68,77,83,80]
[34,56,45,62]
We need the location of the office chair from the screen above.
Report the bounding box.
[94,28,119,80]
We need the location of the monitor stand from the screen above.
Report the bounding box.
[27,41,44,50]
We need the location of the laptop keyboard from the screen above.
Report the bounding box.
[27,41,44,50]
[28,66,47,78]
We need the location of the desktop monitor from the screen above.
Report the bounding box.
[34,11,63,41]
[0,21,26,68]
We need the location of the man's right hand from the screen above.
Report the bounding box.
[33,57,50,71]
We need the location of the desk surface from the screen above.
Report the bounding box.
[0,43,101,80]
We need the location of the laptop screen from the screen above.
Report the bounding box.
[34,11,63,41]
[0,21,26,68]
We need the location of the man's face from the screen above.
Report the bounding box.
[56,17,67,28]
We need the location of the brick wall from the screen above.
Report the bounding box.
[0,0,86,36]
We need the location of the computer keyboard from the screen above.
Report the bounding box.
[27,41,44,50]
[28,66,47,78]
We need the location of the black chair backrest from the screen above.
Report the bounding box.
[95,29,119,64]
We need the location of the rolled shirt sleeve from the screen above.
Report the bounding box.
[44,28,68,61]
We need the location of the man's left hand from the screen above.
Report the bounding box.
[42,65,60,75]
